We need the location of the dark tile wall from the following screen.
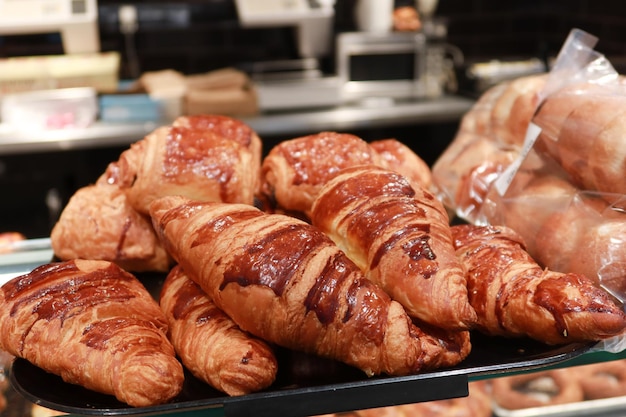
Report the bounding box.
[436,0,626,71]
[1,0,624,75]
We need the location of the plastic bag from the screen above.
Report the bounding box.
[432,28,626,304]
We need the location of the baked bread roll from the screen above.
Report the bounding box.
[369,138,432,190]
[577,360,626,400]
[533,82,626,194]
[117,115,261,215]
[260,132,384,216]
[0,259,184,407]
[492,369,584,409]
[150,196,471,376]
[451,224,626,344]
[159,265,278,395]
[310,165,476,331]
[50,182,172,272]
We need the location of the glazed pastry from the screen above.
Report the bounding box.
[369,138,432,190]
[260,131,384,216]
[114,115,261,215]
[310,165,476,331]
[50,182,172,272]
[172,114,262,165]
[160,265,278,395]
[451,224,626,344]
[150,195,472,376]
[0,259,184,407]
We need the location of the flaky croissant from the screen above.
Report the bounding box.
[310,165,476,331]
[113,115,261,215]
[260,131,384,216]
[0,259,184,407]
[50,182,172,272]
[369,138,433,190]
[451,224,626,344]
[160,265,278,395]
[150,195,471,376]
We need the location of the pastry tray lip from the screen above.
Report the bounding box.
[10,337,595,417]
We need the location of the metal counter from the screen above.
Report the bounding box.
[0,95,474,156]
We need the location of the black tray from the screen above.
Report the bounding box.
[10,332,594,417]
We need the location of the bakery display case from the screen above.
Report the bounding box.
[1,1,626,413]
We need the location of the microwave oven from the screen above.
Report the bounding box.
[336,31,428,102]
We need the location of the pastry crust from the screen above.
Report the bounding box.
[150,195,471,376]
[160,265,278,395]
[369,138,432,190]
[0,259,184,407]
[310,165,476,330]
[50,183,172,272]
[124,124,259,215]
[260,132,384,216]
[451,224,626,344]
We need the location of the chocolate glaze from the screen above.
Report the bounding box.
[303,252,350,325]
[163,127,240,201]
[2,261,140,353]
[170,277,223,324]
[221,223,324,297]
[81,317,163,351]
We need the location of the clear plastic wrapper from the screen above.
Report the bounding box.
[433,28,626,305]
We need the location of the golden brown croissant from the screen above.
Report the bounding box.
[260,131,384,216]
[0,259,184,407]
[50,182,172,272]
[310,165,476,331]
[150,195,471,376]
[116,115,261,215]
[160,265,278,395]
[172,114,262,165]
[450,224,626,344]
[369,138,432,190]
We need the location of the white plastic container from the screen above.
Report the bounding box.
[1,87,97,131]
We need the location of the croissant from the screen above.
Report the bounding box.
[260,131,384,216]
[310,165,476,331]
[160,265,278,395]
[50,182,172,272]
[369,138,432,190]
[0,259,184,407]
[450,224,626,344]
[150,195,471,376]
[117,115,261,215]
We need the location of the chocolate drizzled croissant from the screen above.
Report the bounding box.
[0,259,184,407]
[311,165,476,331]
[160,265,278,395]
[150,195,471,376]
[451,224,626,344]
